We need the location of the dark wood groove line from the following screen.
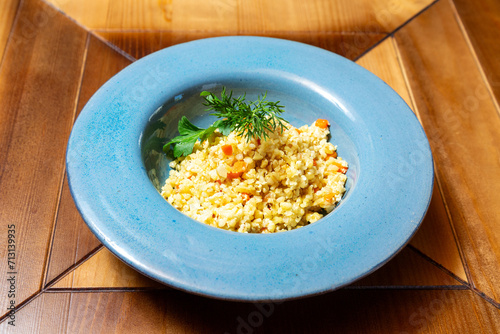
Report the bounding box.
[0,289,43,324]
[432,170,475,286]
[343,285,469,290]
[44,285,470,293]
[42,31,91,289]
[0,245,106,327]
[0,0,23,69]
[39,0,136,63]
[44,244,104,289]
[407,244,469,287]
[470,288,500,309]
[46,287,170,293]
[86,29,388,65]
[87,30,137,62]
[91,28,390,35]
[353,0,440,62]
[447,0,500,118]
[0,244,103,323]
[410,240,500,309]
[39,0,95,39]
[39,159,70,290]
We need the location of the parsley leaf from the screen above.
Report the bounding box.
[163,116,222,158]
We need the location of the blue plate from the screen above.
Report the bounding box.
[66,36,433,301]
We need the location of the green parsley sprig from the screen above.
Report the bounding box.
[163,88,288,158]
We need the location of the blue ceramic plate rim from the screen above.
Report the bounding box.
[66,36,433,301]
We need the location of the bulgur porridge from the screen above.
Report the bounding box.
[161,119,348,233]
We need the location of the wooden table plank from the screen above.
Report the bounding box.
[395,0,500,303]
[452,0,500,109]
[0,292,70,332]
[0,0,20,63]
[45,0,433,33]
[95,30,386,61]
[45,34,132,286]
[4,289,497,333]
[0,0,87,317]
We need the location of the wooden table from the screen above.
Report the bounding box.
[1,0,499,332]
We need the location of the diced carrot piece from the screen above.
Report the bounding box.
[221,144,233,155]
[315,119,329,128]
[227,161,247,179]
[232,161,247,173]
[325,193,335,202]
[313,160,317,166]
[227,171,243,179]
[330,160,344,168]
[327,151,338,159]
[329,159,348,173]
[240,193,251,202]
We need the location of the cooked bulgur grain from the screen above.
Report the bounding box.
[161,120,348,233]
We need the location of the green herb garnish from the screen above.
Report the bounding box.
[163,88,288,158]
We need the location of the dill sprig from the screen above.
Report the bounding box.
[163,87,288,158]
[201,88,288,142]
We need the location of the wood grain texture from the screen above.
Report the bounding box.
[452,0,500,109]
[96,30,386,61]
[0,0,87,317]
[0,0,20,63]
[46,0,433,32]
[0,292,70,333]
[1,0,499,332]
[395,0,500,302]
[51,248,164,289]
[49,269,74,290]
[356,37,414,113]
[0,289,489,333]
[356,37,467,282]
[45,34,132,285]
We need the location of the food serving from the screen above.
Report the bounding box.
[67,36,434,300]
[161,88,348,233]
